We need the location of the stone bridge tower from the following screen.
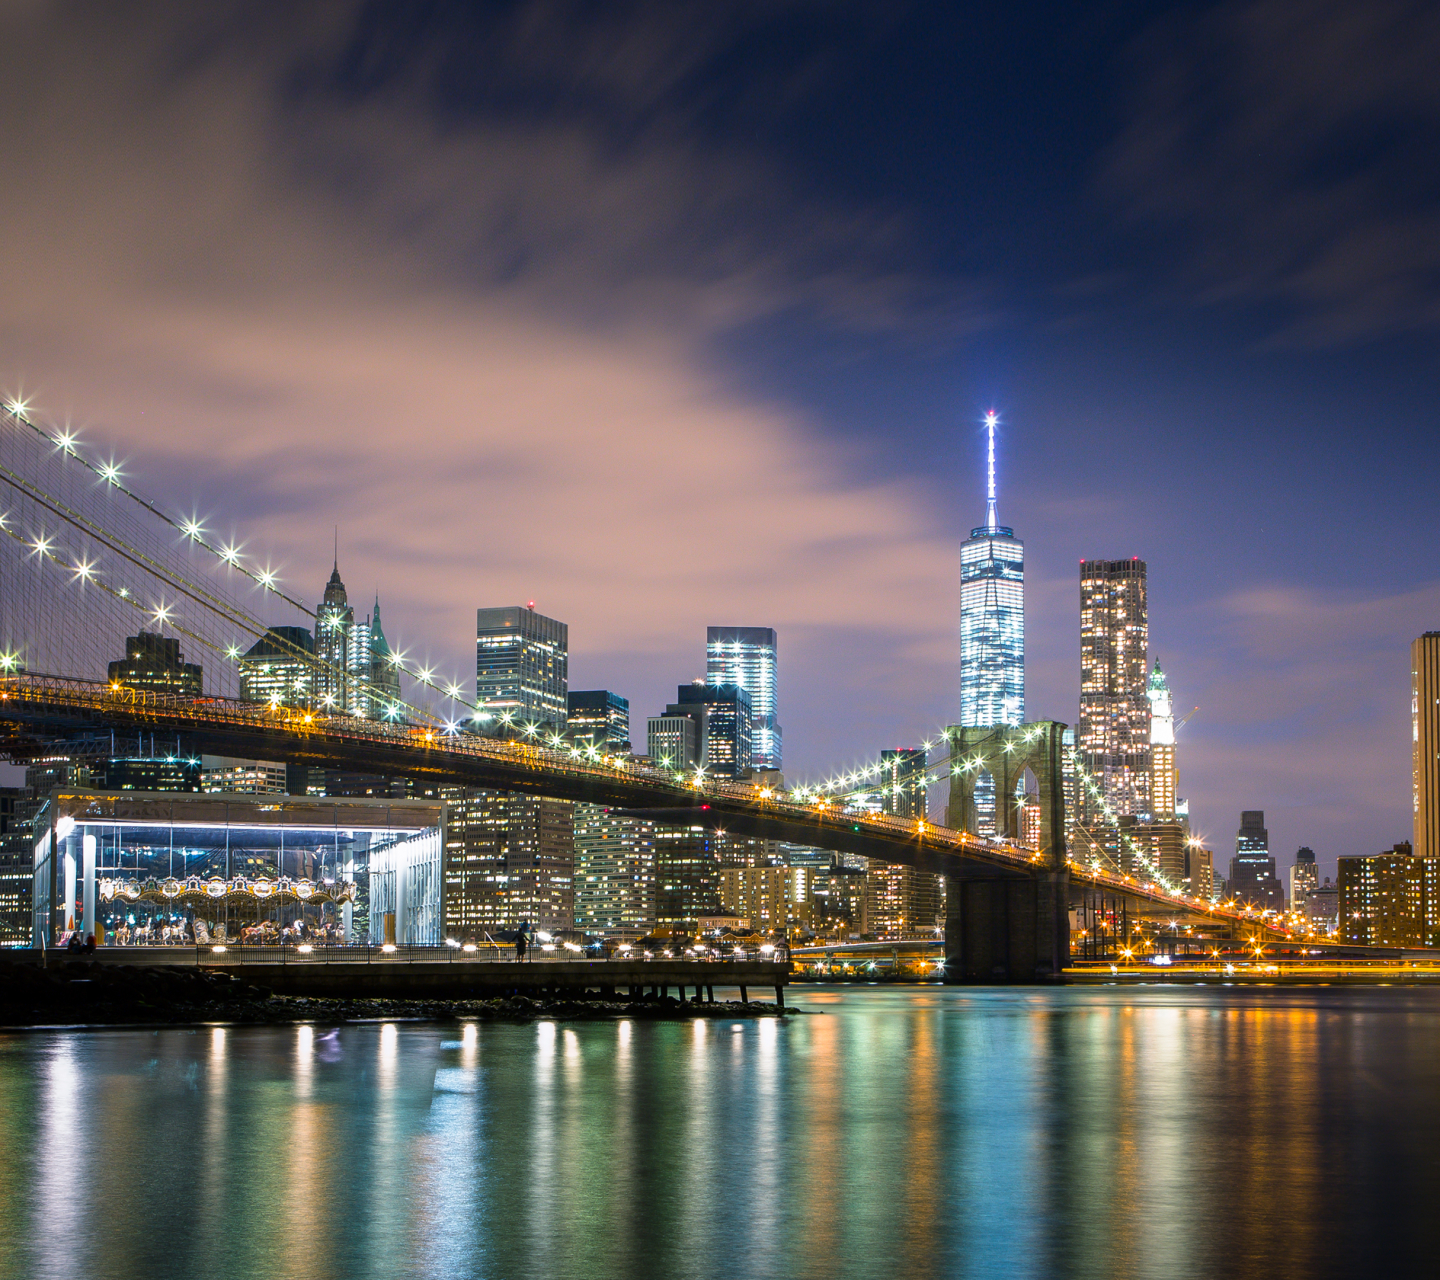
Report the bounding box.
[943,720,1069,982]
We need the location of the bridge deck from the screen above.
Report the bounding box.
[2,673,1282,936]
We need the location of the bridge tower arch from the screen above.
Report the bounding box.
[942,721,1069,983]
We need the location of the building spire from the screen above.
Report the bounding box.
[333,526,338,572]
[984,410,999,530]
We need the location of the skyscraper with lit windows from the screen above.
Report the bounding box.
[1079,558,1150,819]
[959,412,1024,836]
[706,627,781,770]
[960,414,1024,731]
[476,605,568,730]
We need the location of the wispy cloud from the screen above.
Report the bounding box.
[1106,0,1440,345]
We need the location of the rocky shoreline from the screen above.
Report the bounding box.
[0,959,796,1028]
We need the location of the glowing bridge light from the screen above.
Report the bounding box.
[180,517,204,540]
[5,396,30,416]
[152,603,172,625]
[30,535,52,557]
[257,568,277,589]
[71,559,94,581]
[53,428,78,453]
[220,544,241,564]
[99,460,122,485]
[444,682,462,700]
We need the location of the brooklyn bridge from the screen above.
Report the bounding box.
[0,397,1287,980]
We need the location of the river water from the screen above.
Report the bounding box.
[2,984,1437,1280]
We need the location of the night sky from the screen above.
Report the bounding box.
[2,1,1437,877]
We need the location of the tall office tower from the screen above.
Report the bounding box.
[108,632,203,697]
[476,605,568,730]
[959,412,1024,835]
[567,690,631,753]
[653,822,723,931]
[573,804,655,941]
[364,598,403,719]
[315,558,354,712]
[1079,558,1151,819]
[442,789,575,938]
[675,682,751,778]
[1229,810,1285,910]
[880,748,928,819]
[647,683,753,778]
[238,625,315,707]
[1413,633,1440,859]
[1147,660,1177,819]
[1290,847,1319,911]
[706,627,781,769]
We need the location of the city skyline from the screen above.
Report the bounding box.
[0,3,1436,879]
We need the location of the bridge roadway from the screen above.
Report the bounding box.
[1,674,1287,970]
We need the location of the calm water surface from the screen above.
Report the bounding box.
[2,984,1438,1280]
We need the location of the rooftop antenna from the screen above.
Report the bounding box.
[333,526,338,571]
[984,410,999,530]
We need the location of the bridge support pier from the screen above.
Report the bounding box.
[943,869,1069,983]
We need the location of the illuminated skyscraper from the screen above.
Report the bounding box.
[1413,632,1440,860]
[1079,558,1150,818]
[959,412,1023,837]
[476,605,568,730]
[959,412,1024,730]
[1229,810,1284,910]
[1147,660,1177,818]
[363,597,403,720]
[706,627,781,769]
[315,558,353,713]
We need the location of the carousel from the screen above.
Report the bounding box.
[96,874,359,945]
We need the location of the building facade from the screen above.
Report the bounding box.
[1079,559,1150,820]
[1339,842,1433,947]
[573,804,655,940]
[675,683,752,779]
[0,787,33,946]
[476,606,568,730]
[653,822,723,932]
[238,625,315,708]
[1414,632,1440,860]
[201,757,288,795]
[646,713,701,771]
[566,690,631,753]
[1289,847,1319,911]
[706,627,781,770]
[441,789,575,938]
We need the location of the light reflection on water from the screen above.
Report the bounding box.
[1,985,1438,1280]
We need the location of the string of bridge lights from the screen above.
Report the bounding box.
[1,396,496,728]
[1063,745,1180,895]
